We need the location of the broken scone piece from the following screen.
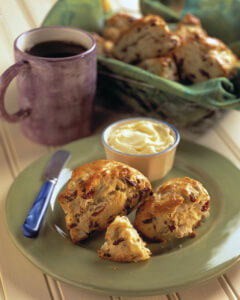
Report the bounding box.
[174,35,238,83]
[91,33,113,57]
[103,13,136,42]
[98,216,151,262]
[58,160,151,244]
[175,14,207,42]
[114,14,180,64]
[134,177,210,242]
[137,56,179,81]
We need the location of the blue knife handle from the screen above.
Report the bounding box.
[22,179,56,238]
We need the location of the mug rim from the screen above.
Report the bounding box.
[14,25,96,61]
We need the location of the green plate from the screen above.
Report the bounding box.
[5,135,240,296]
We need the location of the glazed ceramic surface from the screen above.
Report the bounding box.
[0,26,96,145]
[5,135,240,296]
[102,117,180,181]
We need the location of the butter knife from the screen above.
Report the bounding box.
[22,150,71,238]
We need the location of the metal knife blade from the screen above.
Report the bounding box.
[44,150,71,180]
[22,150,71,238]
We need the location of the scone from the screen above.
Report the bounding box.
[114,15,180,64]
[103,13,136,42]
[134,177,210,242]
[58,160,152,243]
[137,56,179,81]
[175,14,207,42]
[174,35,238,83]
[98,216,151,262]
[91,33,113,57]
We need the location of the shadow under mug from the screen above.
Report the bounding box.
[0,26,96,145]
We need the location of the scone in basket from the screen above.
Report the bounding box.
[42,0,240,130]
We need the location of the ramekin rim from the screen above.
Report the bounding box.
[102,117,180,158]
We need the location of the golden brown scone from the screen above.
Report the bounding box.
[175,14,207,42]
[134,177,210,242]
[98,216,151,262]
[114,15,180,64]
[58,160,152,243]
[91,33,113,57]
[103,13,136,42]
[174,35,238,83]
[137,56,179,81]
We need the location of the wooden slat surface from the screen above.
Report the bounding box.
[225,265,240,298]
[0,0,240,299]
[122,295,168,300]
[176,281,230,300]
[21,0,57,27]
[0,127,52,300]
[0,279,5,300]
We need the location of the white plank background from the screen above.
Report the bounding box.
[0,0,239,299]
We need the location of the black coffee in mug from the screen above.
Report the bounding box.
[26,40,87,58]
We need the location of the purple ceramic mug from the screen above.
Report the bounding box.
[0,26,96,145]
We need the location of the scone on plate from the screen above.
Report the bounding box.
[175,14,207,42]
[91,33,113,57]
[58,160,152,243]
[114,15,180,64]
[98,216,151,262]
[134,177,210,242]
[174,35,238,83]
[103,13,136,42]
[137,56,179,81]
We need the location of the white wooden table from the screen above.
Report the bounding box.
[0,1,240,299]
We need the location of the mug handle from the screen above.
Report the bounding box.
[0,60,31,122]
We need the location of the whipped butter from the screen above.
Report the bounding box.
[107,120,175,155]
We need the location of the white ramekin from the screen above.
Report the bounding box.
[102,117,180,181]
